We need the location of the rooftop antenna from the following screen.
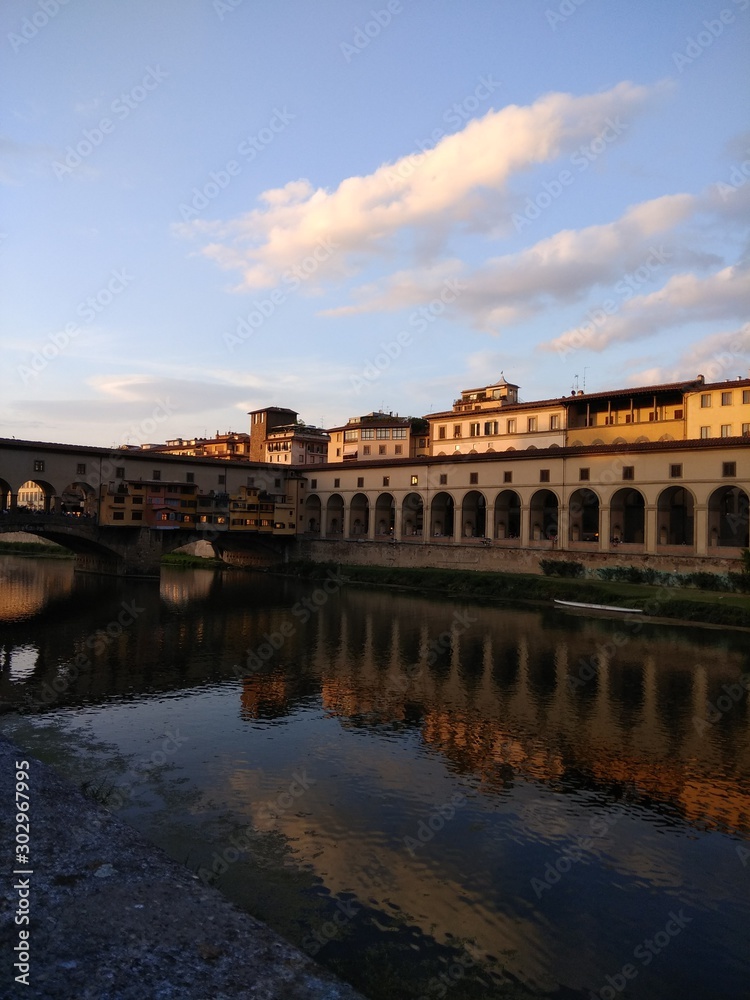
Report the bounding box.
[583,367,589,392]
[572,374,579,393]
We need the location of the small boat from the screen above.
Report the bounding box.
[554,599,643,614]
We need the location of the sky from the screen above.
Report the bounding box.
[1,0,749,448]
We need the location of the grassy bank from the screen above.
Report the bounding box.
[161,552,229,569]
[273,560,750,628]
[0,540,73,559]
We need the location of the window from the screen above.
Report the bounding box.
[469,422,480,437]
[76,463,86,475]
[484,421,498,435]
[344,429,358,441]
[132,495,143,504]
[579,468,590,481]
[113,495,125,504]
[361,428,374,440]
[527,417,537,433]
[670,464,682,479]
[744,390,750,404]
[700,426,710,439]
[622,466,634,480]
[722,392,732,406]
[379,445,386,455]
[376,428,390,439]
[153,470,161,480]
[550,414,560,430]
[469,472,478,485]
[363,445,371,456]
[112,511,125,520]
[336,449,341,457]
[218,475,226,485]
[506,419,516,434]
[674,409,683,420]
[411,475,418,486]
[357,477,364,488]
[539,469,550,483]
[186,473,194,483]
[33,460,44,472]
[742,423,750,436]
[453,425,462,438]
[309,479,317,490]
[383,476,390,487]
[721,425,732,437]
[723,462,736,477]
[438,426,446,440]
[392,428,407,439]
[394,445,403,455]
[116,466,125,478]
[439,474,447,485]
[419,438,427,448]
[700,393,712,408]
[131,511,142,521]
[334,478,340,488]
[503,471,512,483]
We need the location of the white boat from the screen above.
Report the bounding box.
[554,599,643,614]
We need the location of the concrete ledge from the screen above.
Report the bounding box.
[0,734,365,1000]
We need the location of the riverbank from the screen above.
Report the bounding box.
[0,733,364,1000]
[272,560,750,629]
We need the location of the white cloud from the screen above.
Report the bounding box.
[545,263,750,354]
[176,81,658,291]
[625,324,750,386]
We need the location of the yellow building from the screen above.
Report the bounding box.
[426,375,566,455]
[327,412,422,463]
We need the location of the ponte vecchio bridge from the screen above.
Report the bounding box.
[0,438,300,575]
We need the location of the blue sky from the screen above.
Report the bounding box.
[2,0,749,447]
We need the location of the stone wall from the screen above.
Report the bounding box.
[294,537,744,578]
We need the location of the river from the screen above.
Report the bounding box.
[1,554,749,1000]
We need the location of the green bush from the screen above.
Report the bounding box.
[539,559,584,578]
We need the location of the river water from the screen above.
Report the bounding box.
[1,555,749,1000]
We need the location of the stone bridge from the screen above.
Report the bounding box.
[0,510,290,576]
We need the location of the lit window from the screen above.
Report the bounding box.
[411,475,418,486]
[383,476,390,487]
[33,460,44,472]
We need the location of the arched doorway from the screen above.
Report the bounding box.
[657,487,694,546]
[568,488,600,543]
[430,492,455,538]
[529,489,559,541]
[461,490,487,538]
[708,486,749,548]
[494,490,521,539]
[374,493,395,536]
[17,479,56,513]
[60,481,97,517]
[401,492,424,537]
[0,478,11,512]
[610,488,645,544]
[326,494,344,536]
[304,494,321,534]
[349,493,369,537]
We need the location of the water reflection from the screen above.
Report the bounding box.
[1,557,749,999]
